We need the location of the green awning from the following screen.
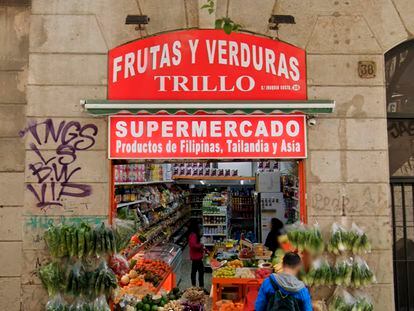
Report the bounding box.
[81,99,335,116]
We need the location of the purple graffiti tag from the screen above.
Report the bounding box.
[21,119,98,210]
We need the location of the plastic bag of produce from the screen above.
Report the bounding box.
[92,260,118,297]
[327,223,350,255]
[109,253,130,276]
[350,223,371,255]
[286,222,306,252]
[305,223,325,255]
[352,291,374,311]
[113,218,138,251]
[302,258,334,287]
[68,297,93,311]
[93,222,116,256]
[46,293,68,311]
[287,223,324,254]
[38,262,64,296]
[66,261,87,296]
[351,257,376,288]
[333,258,353,287]
[44,224,62,258]
[92,295,111,311]
[328,288,355,311]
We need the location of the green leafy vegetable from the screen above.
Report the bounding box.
[38,262,65,296]
[287,223,324,255]
[46,294,68,311]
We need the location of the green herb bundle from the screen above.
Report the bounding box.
[44,223,116,259]
[40,222,118,310]
[302,258,335,287]
[287,223,325,255]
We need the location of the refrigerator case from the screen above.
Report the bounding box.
[255,172,285,243]
[259,192,285,241]
[140,243,183,282]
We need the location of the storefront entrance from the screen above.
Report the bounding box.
[110,158,306,308]
[82,29,334,311]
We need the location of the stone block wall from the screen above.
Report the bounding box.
[1,0,413,310]
[0,1,29,310]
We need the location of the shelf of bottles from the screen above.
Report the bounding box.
[201,191,228,246]
[281,174,300,224]
[229,187,255,240]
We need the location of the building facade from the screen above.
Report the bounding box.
[1,0,413,310]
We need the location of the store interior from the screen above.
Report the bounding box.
[112,159,302,309]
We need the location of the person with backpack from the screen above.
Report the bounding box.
[255,252,313,311]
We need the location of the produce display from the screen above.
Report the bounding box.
[210,258,226,270]
[328,289,373,311]
[113,258,172,305]
[329,288,357,311]
[327,223,371,255]
[235,268,255,278]
[254,244,272,259]
[116,184,189,260]
[255,268,272,279]
[239,248,255,259]
[109,253,131,276]
[65,261,117,297]
[333,259,353,286]
[216,300,244,311]
[301,257,375,288]
[182,287,206,308]
[287,223,324,255]
[351,297,374,311]
[302,258,334,287]
[40,222,118,311]
[163,300,184,311]
[350,224,372,255]
[45,296,110,311]
[44,222,116,258]
[227,259,243,268]
[45,294,68,311]
[39,262,64,296]
[121,288,183,311]
[134,259,171,287]
[213,266,236,278]
[271,249,285,273]
[349,258,375,288]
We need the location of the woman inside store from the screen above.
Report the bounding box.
[188,220,205,289]
[264,218,285,255]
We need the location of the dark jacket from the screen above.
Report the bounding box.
[264,229,282,254]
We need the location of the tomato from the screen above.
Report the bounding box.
[130,235,140,244]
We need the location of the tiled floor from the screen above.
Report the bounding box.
[178,246,213,309]
[178,245,213,291]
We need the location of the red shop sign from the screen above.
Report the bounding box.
[108,29,306,100]
[109,115,307,159]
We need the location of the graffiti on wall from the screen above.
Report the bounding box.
[20,119,98,210]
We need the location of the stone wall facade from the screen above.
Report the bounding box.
[1,0,413,310]
[0,1,29,310]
